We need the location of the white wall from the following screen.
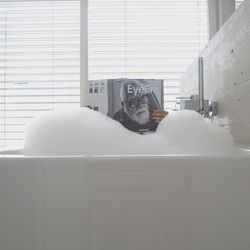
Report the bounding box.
[180,0,250,145]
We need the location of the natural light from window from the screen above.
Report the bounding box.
[0,0,208,150]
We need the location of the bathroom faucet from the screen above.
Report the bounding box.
[176,57,218,118]
[198,57,204,115]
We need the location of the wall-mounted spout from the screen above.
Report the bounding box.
[198,57,204,114]
[176,57,218,117]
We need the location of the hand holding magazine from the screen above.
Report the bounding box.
[86,78,167,134]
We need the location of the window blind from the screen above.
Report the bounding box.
[88,0,208,110]
[0,0,80,150]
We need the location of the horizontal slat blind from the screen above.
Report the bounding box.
[88,0,208,110]
[0,0,80,150]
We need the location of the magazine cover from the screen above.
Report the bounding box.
[108,79,163,133]
[85,78,164,134]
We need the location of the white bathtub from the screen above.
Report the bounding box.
[0,148,250,250]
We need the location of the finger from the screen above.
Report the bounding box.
[150,113,167,119]
[149,116,165,123]
[151,110,169,116]
[150,118,162,123]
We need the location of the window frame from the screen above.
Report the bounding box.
[80,0,88,106]
[207,0,235,39]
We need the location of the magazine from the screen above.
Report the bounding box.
[85,78,164,133]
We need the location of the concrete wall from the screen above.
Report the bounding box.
[180,0,250,145]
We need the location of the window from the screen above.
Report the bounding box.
[88,0,208,110]
[0,0,80,150]
[1,0,208,150]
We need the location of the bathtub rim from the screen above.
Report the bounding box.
[0,145,249,159]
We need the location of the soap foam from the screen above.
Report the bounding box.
[157,110,236,154]
[21,108,236,156]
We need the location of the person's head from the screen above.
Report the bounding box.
[120,79,151,124]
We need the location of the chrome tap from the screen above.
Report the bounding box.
[198,57,204,115]
[176,57,218,118]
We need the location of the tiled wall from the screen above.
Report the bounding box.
[180,0,250,145]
